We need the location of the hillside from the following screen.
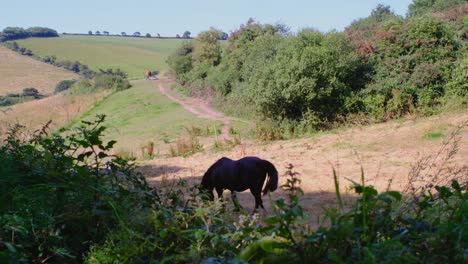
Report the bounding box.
[16,35,186,79]
[73,79,226,153]
[0,46,78,95]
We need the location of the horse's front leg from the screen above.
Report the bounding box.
[216,187,224,201]
[231,191,242,212]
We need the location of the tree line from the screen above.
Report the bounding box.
[0,27,58,42]
[85,29,228,39]
[167,0,467,134]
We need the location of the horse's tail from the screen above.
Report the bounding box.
[262,160,278,196]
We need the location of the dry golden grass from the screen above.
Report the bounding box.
[0,46,78,95]
[0,92,104,136]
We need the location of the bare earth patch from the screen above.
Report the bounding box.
[0,46,78,95]
[140,112,468,227]
[157,79,231,140]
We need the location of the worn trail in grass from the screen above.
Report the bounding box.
[77,79,225,155]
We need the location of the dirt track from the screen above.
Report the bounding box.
[156,79,231,140]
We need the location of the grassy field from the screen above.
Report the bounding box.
[73,79,226,156]
[4,36,247,158]
[0,46,78,95]
[16,35,187,79]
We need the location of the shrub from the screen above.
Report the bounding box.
[54,79,76,93]
[0,116,157,262]
[94,73,131,91]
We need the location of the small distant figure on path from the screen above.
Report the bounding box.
[145,69,151,80]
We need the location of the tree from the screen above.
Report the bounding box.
[182,31,191,38]
[347,4,401,31]
[193,28,222,66]
[103,31,109,36]
[156,33,161,38]
[145,33,151,38]
[176,34,180,38]
[88,30,93,35]
[167,41,195,76]
[133,32,141,37]
[121,32,127,36]
[95,30,101,35]
[408,0,466,17]
[22,88,41,98]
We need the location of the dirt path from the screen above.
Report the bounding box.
[156,79,231,140]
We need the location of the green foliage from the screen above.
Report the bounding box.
[94,68,131,91]
[248,30,368,124]
[193,28,222,67]
[360,15,460,119]
[54,79,76,93]
[443,57,468,108]
[348,4,403,31]
[408,0,467,17]
[0,116,157,262]
[0,26,58,42]
[0,88,44,106]
[167,41,194,81]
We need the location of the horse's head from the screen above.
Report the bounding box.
[199,172,214,200]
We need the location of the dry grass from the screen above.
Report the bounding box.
[0,92,104,137]
[0,46,78,95]
[169,136,203,157]
[140,112,468,227]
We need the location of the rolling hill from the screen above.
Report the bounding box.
[0,45,78,95]
[16,35,186,79]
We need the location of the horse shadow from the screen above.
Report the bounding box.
[137,164,185,183]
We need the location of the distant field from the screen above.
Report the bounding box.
[0,46,78,95]
[16,35,187,79]
[74,79,224,154]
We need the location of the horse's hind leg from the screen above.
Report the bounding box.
[250,189,265,215]
[231,191,242,211]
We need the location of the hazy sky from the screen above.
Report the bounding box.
[1,0,413,36]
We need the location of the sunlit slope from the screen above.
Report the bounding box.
[0,46,78,95]
[76,79,222,152]
[16,35,187,79]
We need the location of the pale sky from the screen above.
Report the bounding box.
[1,0,413,36]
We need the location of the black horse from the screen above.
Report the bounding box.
[200,156,278,212]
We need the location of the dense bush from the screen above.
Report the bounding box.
[408,0,467,17]
[360,15,460,119]
[0,88,44,106]
[0,116,157,262]
[168,1,467,131]
[94,68,131,91]
[54,80,77,93]
[0,26,58,42]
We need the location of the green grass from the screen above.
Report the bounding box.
[16,35,188,79]
[76,79,223,152]
[422,125,449,140]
